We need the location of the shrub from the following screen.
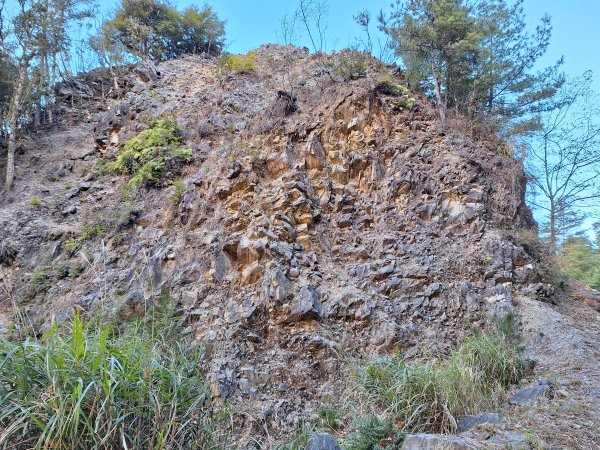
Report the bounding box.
[343,416,402,450]
[30,196,41,206]
[111,116,193,188]
[169,181,187,205]
[81,224,107,240]
[0,307,227,449]
[333,48,381,81]
[351,323,526,434]
[218,51,258,73]
[376,75,409,96]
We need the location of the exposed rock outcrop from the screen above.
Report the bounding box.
[0,46,561,445]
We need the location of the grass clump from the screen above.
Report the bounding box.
[352,316,526,435]
[218,51,257,73]
[111,116,193,188]
[0,306,226,449]
[343,416,402,450]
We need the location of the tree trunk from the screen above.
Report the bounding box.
[430,54,446,126]
[5,65,27,189]
[549,198,557,253]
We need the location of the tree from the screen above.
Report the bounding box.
[295,0,328,53]
[98,0,225,62]
[558,235,600,290]
[526,72,600,251]
[378,0,563,131]
[379,0,482,124]
[0,0,40,189]
[471,0,563,134]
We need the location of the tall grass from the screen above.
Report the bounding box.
[0,306,227,449]
[351,316,526,436]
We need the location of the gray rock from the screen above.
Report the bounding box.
[402,434,481,450]
[290,286,322,320]
[304,433,341,450]
[457,412,505,433]
[509,380,550,406]
[488,431,529,449]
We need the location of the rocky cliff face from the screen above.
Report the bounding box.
[0,46,552,441]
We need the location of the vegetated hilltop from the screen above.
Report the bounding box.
[0,46,598,447]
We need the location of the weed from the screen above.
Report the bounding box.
[64,238,82,255]
[352,325,526,434]
[218,51,258,73]
[275,424,314,450]
[317,403,342,431]
[81,225,107,240]
[333,48,370,80]
[0,306,229,449]
[30,270,49,293]
[30,196,41,206]
[343,416,402,450]
[170,181,187,205]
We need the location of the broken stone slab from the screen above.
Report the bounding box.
[304,433,341,450]
[457,412,505,433]
[402,434,481,450]
[488,431,529,449]
[509,380,551,406]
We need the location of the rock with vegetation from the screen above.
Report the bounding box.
[0,45,598,448]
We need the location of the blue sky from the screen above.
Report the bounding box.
[166,0,600,92]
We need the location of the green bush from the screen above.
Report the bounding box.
[218,51,258,73]
[333,49,381,81]
[376,75,409,97]
[558,235,600,290]
[0,307,227,449]
[111,117,193,188]
[169,181,187,204]
[30,196,41,206]
[352,323,525,434]
[343,416,402,450]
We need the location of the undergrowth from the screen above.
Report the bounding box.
[279,315,526,449]
[218,51,257,74]
[346,314,526,444]
[111,116,193,188]
[0,302,228,449]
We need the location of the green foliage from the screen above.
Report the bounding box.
[169,181,187,204]
[218,51,258,73]
[333,48,372,80]
[98,0,225,61]
[380,0,563,131]
[64,238,82,255]
[376,75,409,96]
[343,417,402,450]
[30,270,49,293]
[0,308,227,449]
[81,225,107,240]
[352,324,526,434]
[558,235,600,290]
[275,425,314,450]
[112,116,193,188]
[30,196,41,206]
[317,403,342,431]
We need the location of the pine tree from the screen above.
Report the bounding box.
[379,0,563,131]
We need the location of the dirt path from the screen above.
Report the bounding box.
[510,295,600,449]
